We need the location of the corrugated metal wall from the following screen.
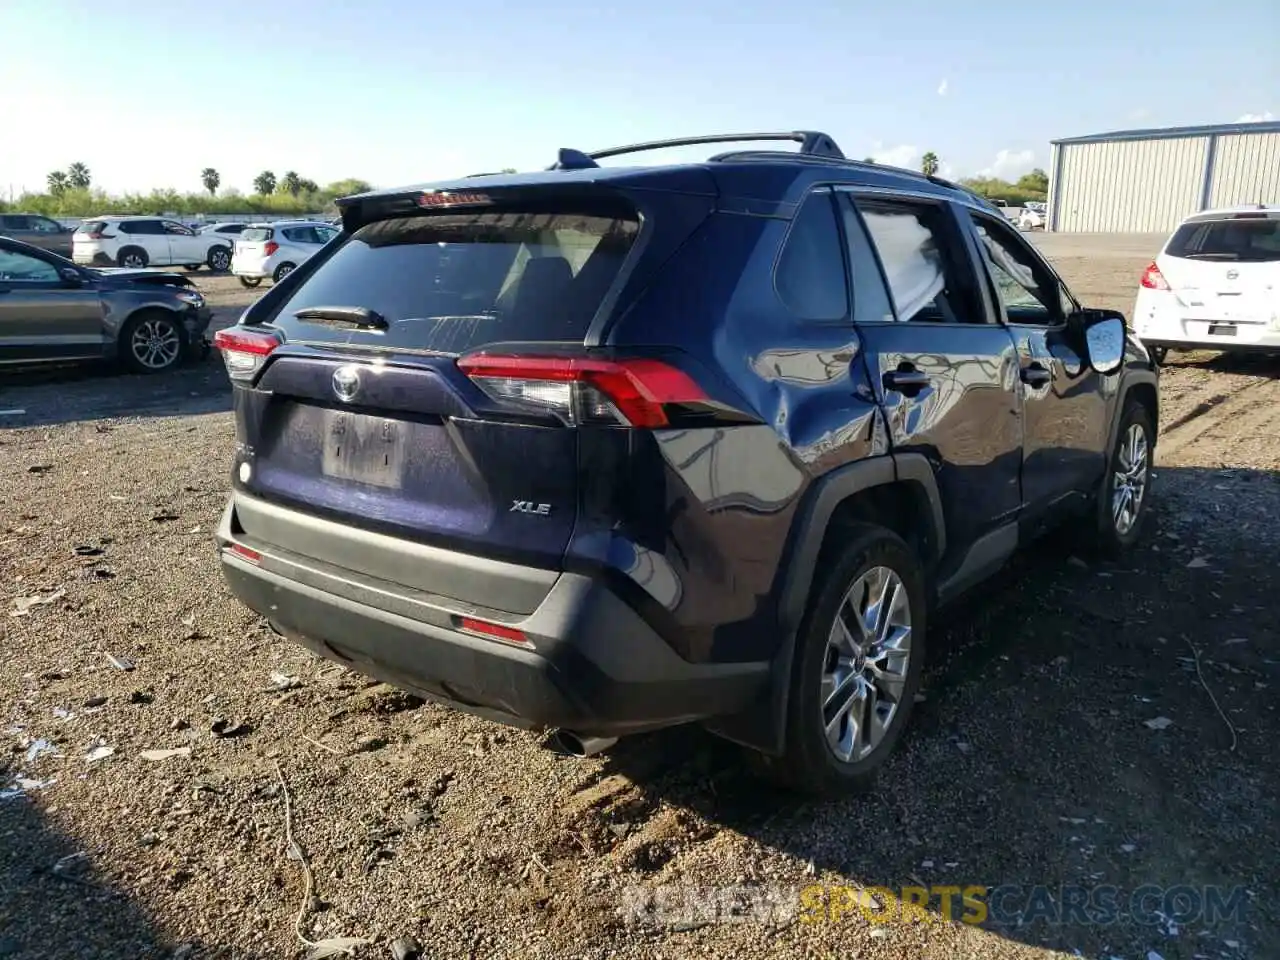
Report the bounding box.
[1053,137,1208,232]
[1209,132,1280,207]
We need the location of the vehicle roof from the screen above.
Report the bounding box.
[341,152,997,216]
[1180,204,1280,223]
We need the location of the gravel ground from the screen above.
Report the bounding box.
[1,235,1278,960]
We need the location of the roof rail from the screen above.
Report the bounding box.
[548,131,846,170]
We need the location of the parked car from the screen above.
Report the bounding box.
[213,130,1158,795]
[230,220,339,287]
[0,236,211,373]
[73,216,237,272]
[1132,205,1280,363]
[0,213,75,258]
[1018,206,1046,230]
[199,222,250,240]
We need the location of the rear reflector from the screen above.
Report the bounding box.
[1140,262,1170,291]
[457,354,707,428]
[457,616,527,644]
[214,327,282,380]
[227,543,261,564]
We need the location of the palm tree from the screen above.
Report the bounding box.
[281,171,302,197]
[47,171,69,196]
[201,168,221,196]
[253,171,277,195]
[297,178,319,194]
[921,152,940,177]
[67,162,91,189]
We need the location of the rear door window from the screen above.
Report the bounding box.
[1165,217,1280,262]
[263,207,640,354]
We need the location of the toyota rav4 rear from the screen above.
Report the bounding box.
[214,170,771,741]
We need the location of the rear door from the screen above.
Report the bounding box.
[840,191,1024,594]
[162,221,199,264]
[232,199,647,569]
[1156,213,1280,336]
[0,242,104,363]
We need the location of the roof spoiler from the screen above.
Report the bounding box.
[547,130,846,170]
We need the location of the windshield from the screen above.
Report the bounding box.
[1165,217,1280,262]
[262,207,640,354]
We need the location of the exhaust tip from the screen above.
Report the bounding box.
[550,730,618,758]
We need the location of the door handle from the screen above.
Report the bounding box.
[1020,363,1052,387]
[882,368,931,393]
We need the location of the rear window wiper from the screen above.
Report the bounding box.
[292,306,388,330]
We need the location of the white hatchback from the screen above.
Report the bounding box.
[231,221,339,287]
[1133,206,1280,362]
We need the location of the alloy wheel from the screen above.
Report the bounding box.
[210,248,230,271]
[820,565,913,763]
[131,318,181,371]
[1112,423,1149,535]
[123,253,145,268]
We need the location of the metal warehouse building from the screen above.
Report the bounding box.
[1047,120,1280,232]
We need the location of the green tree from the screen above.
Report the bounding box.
[47,171,69,196]
[1016,168,1049,194]
[280,171,302,197]
[67,163,91,190]
[253,170,277,195]
[501,167,518,174]
[297,178,319,194]
[200,168,221,196]
[863,157,875,164]
[326,178,373,197]
[921,152,940,177]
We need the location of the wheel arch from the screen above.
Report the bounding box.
[702,453,945,755]
[1107,369,1159,456]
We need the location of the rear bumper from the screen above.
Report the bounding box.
[1133,289,1280,351]
[216,495,767,737]
[1141,337,1280,354]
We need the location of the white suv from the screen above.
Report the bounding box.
[231,220,339,287]
[1133,205,1280,363]
[73,216,237,271]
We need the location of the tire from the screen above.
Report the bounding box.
[239,276,262,288]
[272,262,296,283]
[1150,346,1168,365]
[120,311,186,375]
[757,524,927,796]
[184,265,201,272]
[207,246,231,272]
[117,247,148,269]
[1087,401,1155,556]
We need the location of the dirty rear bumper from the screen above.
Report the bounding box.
[216,496,767,737]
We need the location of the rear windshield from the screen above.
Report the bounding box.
[263,208,640,354]
[77,221,107,235]
[242,227,273,242]
[1165,217,1280,262]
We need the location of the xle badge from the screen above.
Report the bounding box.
[511,500,552,516]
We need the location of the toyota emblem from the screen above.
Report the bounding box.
[332,365,361,403]
[1226,269,1239,280]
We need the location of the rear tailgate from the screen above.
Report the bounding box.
[227,183,716,585]
[1156,214,1280,324]
[235,226,273,257]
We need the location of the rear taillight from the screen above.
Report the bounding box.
[213,327,281,380]
[456,354,709,428]
[264,241,279,257]
[1140,262,1170,290]
[457,616,527,645]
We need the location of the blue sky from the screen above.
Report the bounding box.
[1,0,1276,197]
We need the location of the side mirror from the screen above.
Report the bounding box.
[59,267,84,288]
[1074,309,1126,375]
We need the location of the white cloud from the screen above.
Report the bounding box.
[1129,107,1152,121]
[1237,111,1275,123]
[937,79,949,97]
[868,142,919,169]
[977,148,1036,179]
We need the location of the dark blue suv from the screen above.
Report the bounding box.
[214,131,1158,795]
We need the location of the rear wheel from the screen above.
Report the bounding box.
[757,524,926,796]
[120,311,185,374]
[272,262,296,283]
[207,246,231,272]
[117,247,148,269]
[239,276,262,288]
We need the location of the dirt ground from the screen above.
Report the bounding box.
[1,234,1277,960]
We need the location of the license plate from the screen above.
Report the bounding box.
[1207,324,1237,337]
[321,410,405,488]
